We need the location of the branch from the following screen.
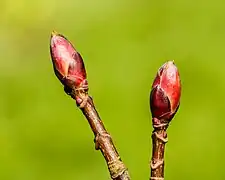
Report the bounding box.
[50,31,130,180]
[69,89,130,180]
[149,61,181,180]
[150,121,168,180]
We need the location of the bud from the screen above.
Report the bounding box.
[50,31,88,91]
[150,61,181,122]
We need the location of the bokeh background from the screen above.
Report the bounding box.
[0,0,225,179]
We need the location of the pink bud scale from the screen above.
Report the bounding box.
[50,31,88,91]
[150,61,181,122]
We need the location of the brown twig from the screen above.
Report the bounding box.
[149,61,181,180]
[50,31,130,179]
[150,120,168,180]
[68,88,130,180]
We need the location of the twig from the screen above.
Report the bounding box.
[49,31,130,180]
[149,61,181,180]
[68,88,130,180]
[150,120,168,180]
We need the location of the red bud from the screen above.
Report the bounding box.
[50,31,88,90]
[150,61,181,121]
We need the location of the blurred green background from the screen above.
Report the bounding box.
[0,0,225,179]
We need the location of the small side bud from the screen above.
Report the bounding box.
[150,61,181,123]
[50,31,88,91]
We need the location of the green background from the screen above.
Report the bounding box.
[0,0,224,179]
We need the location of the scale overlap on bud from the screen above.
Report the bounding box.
[50,31,88,91]
[150,61,181,123]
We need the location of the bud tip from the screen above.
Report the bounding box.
[51,30,59,37]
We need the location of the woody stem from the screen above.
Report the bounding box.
[69,89,130,180]
[150,120,168,180]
